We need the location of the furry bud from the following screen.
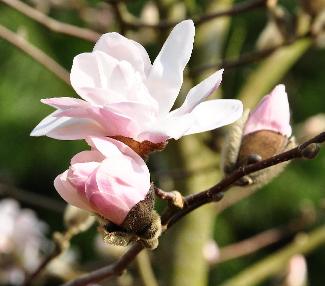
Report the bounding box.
[222,85,296,188]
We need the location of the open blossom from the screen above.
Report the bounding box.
[54,137,150,225]
[0,199,48,285]
[244,84,292,137]
[31,20,243,144]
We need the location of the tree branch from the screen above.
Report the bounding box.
[0,182,65,213]
[1,0,100,42]
[0,24,70,84]
[61,132,325,286]
[215,210,316,264]
[220,225,325,286]
[110,0,127,35]
[118,0,267,30]
[192,33,312,74]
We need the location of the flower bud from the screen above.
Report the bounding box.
[54,137,161,248]
[285,255,308,286]
[222,85,296,187]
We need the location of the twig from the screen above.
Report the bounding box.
[121,0,267,30]
[24,243,62,286]
[110,0,126,35]
[136,250,159,286]
[192,33,312,74]
[216,212,315,264]
[0,182,65,213]
[0,25,70,84]
[1,0,100,42]
[154,187,184,208]
[62,243,144,286]
[61,132,325,286]
[24,228,84,286]
[220,225,325,286]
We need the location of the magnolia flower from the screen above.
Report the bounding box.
[243,84,292,137]
[0,199,48,285]
[54,137,150,225]
[285,255,308,286]
[31,20,243,144]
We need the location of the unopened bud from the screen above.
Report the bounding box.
[301,143,320,159]
[222,85,296,188]
[99,187,162,250]
[285,254,308,286]
[202,240,220,264]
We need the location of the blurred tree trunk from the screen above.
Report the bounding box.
[169,1,233,286]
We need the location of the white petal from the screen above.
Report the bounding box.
[70,51,118,103]
[30,111,106,140]
[184,99,243,135]
[146,20,195,115]
[94,32,152,77]
[138,113,194,143]
[173,69,223,116]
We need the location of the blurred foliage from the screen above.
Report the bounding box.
[0,0,325,285]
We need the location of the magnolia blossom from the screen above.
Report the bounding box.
[0,199,48,285]
[244,84,292,137]
[31,20,243,144]
[286,255,308,286]
[54,137,150,225]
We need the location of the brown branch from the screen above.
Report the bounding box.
[61,132,325,286]
[121,0,267,30]
[216,211,316,264]
[0,24,70,84]
[62,243,143,286]
[192,33,312,75]
[0,183,65,213]
[1,0,100,42]
[110,0,127,35]
[24,243,62,286]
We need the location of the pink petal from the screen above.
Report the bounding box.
[54,170,94,212]
[173,69,223,116]
[84,169,130,225]
[87,192,129,225]
[244,84,292,137]
[41,97,88,110]
[94,32,152,77]
[146,20,195,115]
[86,137,151,179]
[89,158,149,224]
[55,106,138,138]
[70,150,104,165]
[68,162,99,190]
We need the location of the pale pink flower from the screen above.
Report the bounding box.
[286,255,307,286]
[202,240,220,264]
[244,84,292,137]
[31,20,243,144]
[0,199,48,285]
[54,137,150,225]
